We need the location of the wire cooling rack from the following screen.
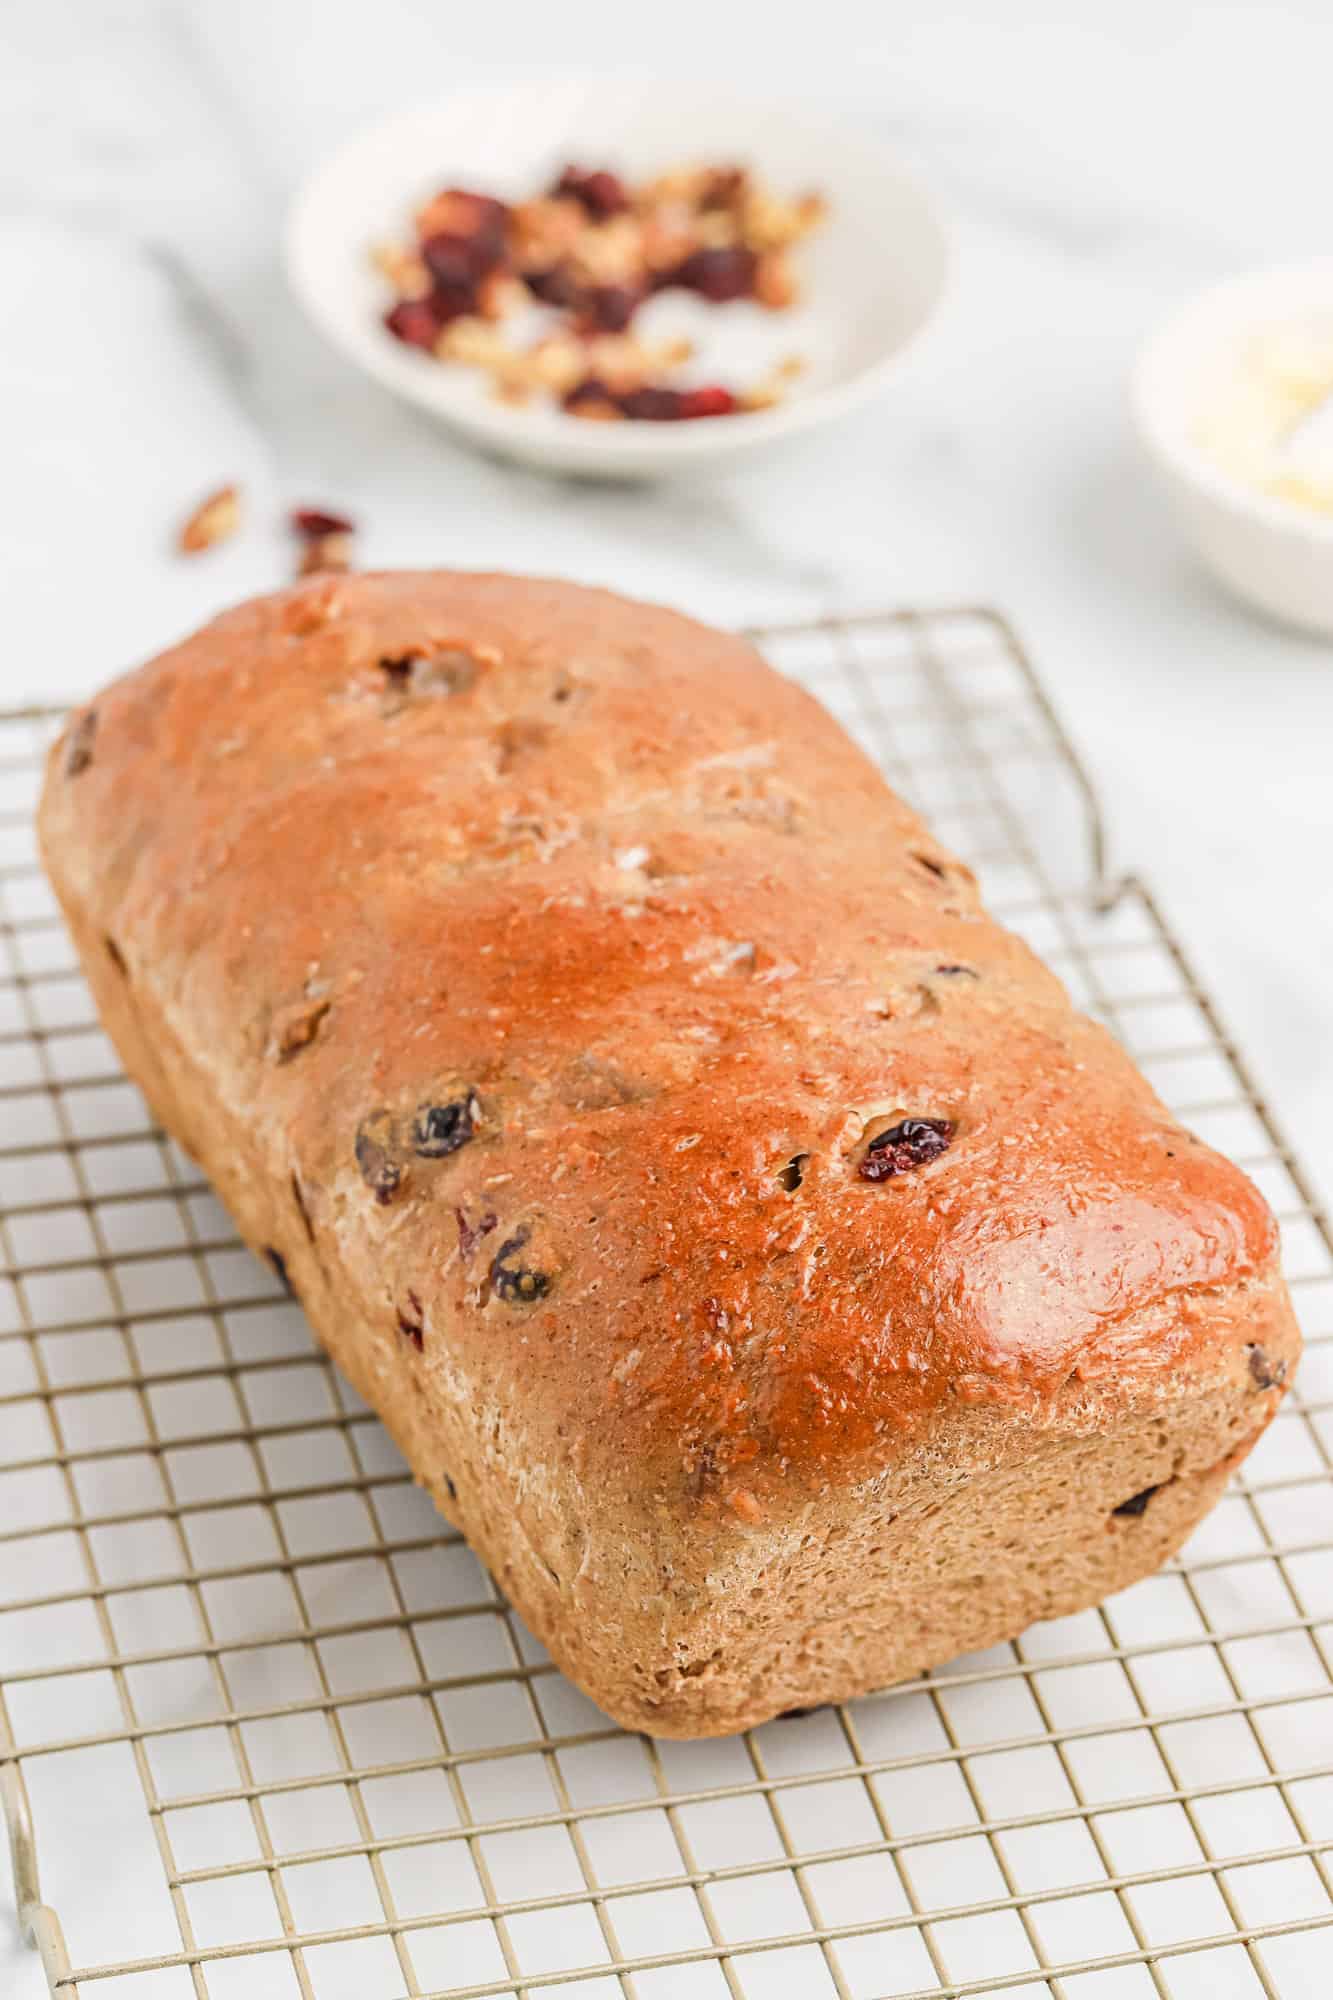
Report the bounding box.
[1,607,1332,2000]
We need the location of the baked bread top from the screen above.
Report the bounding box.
[40,572,1280,1519]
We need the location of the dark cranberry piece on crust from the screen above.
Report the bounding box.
[493,1263,550,1304]
[411,1097,479,1159]
[859,1117,954,1182]
[355,1112,404,1204]
[489,1228,551,1304]
[1246,1344,1287,1390]
[456,1207,499,1263]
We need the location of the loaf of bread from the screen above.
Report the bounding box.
[38,572,1299,1736]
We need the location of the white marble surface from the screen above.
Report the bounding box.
[4,3,1333,1992]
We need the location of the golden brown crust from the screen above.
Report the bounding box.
[38,572,1300,1732]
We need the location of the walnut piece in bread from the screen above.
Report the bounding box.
[37,573,1299,1736]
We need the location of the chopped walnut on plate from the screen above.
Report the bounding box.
[374,159,824,421]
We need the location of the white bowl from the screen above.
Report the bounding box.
[1133,260,1333,637]
[286,78,950,479]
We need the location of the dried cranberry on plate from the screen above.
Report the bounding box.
[580,283,643,334]
[666,245,758,302]
[678,385,737,419]
[417,188,509,265]
[552,165,630,219]
[420,232,488,293]
[384,298,443,349]
[618,386,686,422]
[562,378,623,420]
[523,262,582,307]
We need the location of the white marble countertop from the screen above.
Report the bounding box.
[4,3,1333,1992]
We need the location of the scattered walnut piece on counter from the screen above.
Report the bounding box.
[178,484,241,555]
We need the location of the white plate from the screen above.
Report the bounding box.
[286,78,950,478]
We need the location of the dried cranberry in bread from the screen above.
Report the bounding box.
[37,573,1299,1736]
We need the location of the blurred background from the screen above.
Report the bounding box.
[3,0,1331,1209]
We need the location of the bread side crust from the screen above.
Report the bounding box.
[44,818,1297,1737]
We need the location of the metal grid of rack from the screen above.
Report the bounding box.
[1,607,1331,2000]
